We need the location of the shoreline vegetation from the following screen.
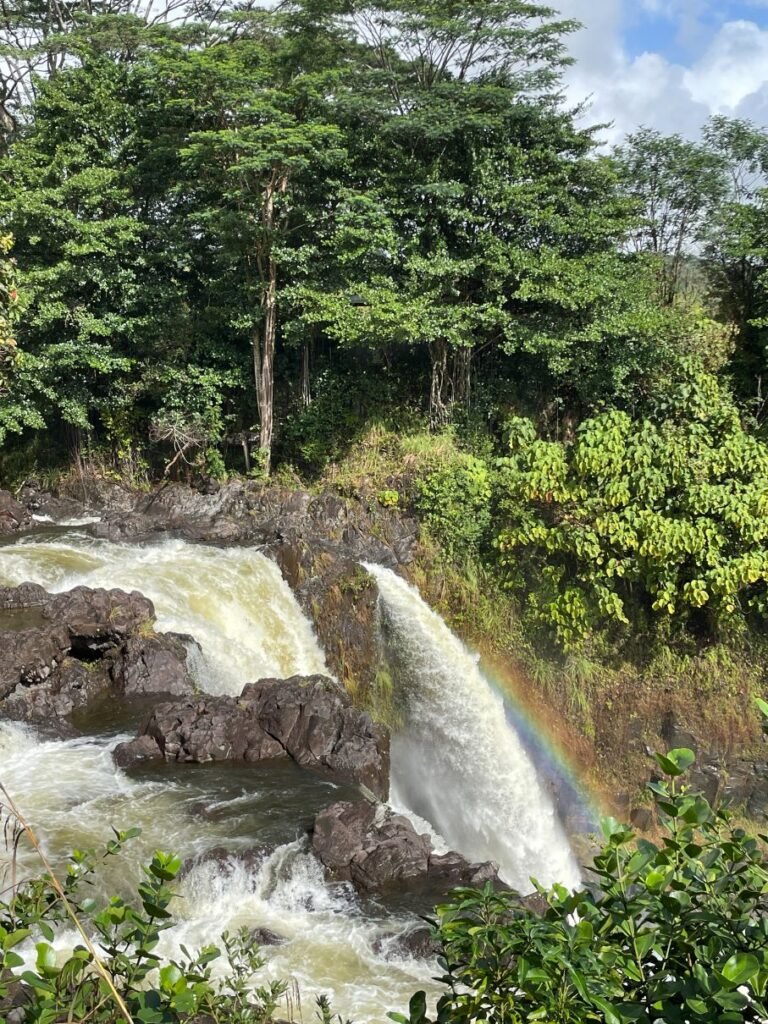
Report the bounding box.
[2,0,768,1017]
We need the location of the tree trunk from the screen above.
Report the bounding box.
[252,172,288,477]
[429,339,453,430]
[301,340,311,408]
[452,346,472,409]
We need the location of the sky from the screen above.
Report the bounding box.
[556,0,768,144]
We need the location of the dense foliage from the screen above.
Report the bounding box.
[0,819,311,1024]
[397,748,768,1024]
[0,234,18,396]
[0,0,767,655]
[495,368,768,648]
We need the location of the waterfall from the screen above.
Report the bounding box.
[364,563,580,893]
[0,531,438,1022]
[0,535,327,692]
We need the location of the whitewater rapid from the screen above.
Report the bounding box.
[0,719,435,1021]
[0,529,580,1019]
[0,532,435,1020]
[365,563,580,892]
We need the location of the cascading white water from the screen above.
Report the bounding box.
[364,563,580,893]
[0,532,437,1021]
[0,534,327,691]
[0,719,436,1022]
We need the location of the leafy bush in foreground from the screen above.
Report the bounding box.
[397,747,768,1024]
[0,814,295,1024]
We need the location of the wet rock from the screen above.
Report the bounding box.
[111,634,197,697]
[114,734,165,769]
[374,925,441,961]
[250,927,287,947]
[312,800,378,877]
[428,851,499,887]
[116,676,391,799]
[179,845,269,879]
[0,489,31,535]
[0,582,48,609]
[311,801,499,894]
[0,583,195,727]
[49,586,154,653]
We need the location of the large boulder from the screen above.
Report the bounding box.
[112,634,196,696]
[0,489,31,535]
[0,583,196,729]
[113,675,391,799]
[311,801,499,893]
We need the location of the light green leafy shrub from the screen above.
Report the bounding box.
[495,368,768,648]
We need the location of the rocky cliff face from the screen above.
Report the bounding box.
[17,478,416,702]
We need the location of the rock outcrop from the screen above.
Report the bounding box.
[113,675,391,800]
[16,479,418,700]
[310,800,499,893]
[0,489,31,535]
[0,583,196,729]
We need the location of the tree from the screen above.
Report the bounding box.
[0,0,215,146]
[700,117,768,411]
[286,0,599,428]
[395,747,768,1024]
[168,15,347,474]
[614,127,726,305]
[0,53,146,452]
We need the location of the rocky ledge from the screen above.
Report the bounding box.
[310,800,499,894]
[0,583,196,729]
[0,489,31,535]
[15,477,419,699]
[114,675,391,800]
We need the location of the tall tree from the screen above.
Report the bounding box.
[701,116,768,412]
[614,126,726,305]
[166,14,347,473]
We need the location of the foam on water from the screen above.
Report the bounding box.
[364,563,580,892]
[0,719,437,1021]
[0,534,327,692]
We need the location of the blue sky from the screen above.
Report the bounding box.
[555,0,768,142]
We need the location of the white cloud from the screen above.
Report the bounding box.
[555,2,768,143]
[683,19,768,111]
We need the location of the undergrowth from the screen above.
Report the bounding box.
[0,784,345,1024]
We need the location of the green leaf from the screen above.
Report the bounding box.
[720,952,760,988]
[655,748,695,777]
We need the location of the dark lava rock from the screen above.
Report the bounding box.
[373,925,441,961]
[113,734,163,768]
[311,801,499,894]
[114,675,391,800]
[112,634,197,697]
[0,489,31,535]
[250,927,287,947]
[0,583,196,728]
